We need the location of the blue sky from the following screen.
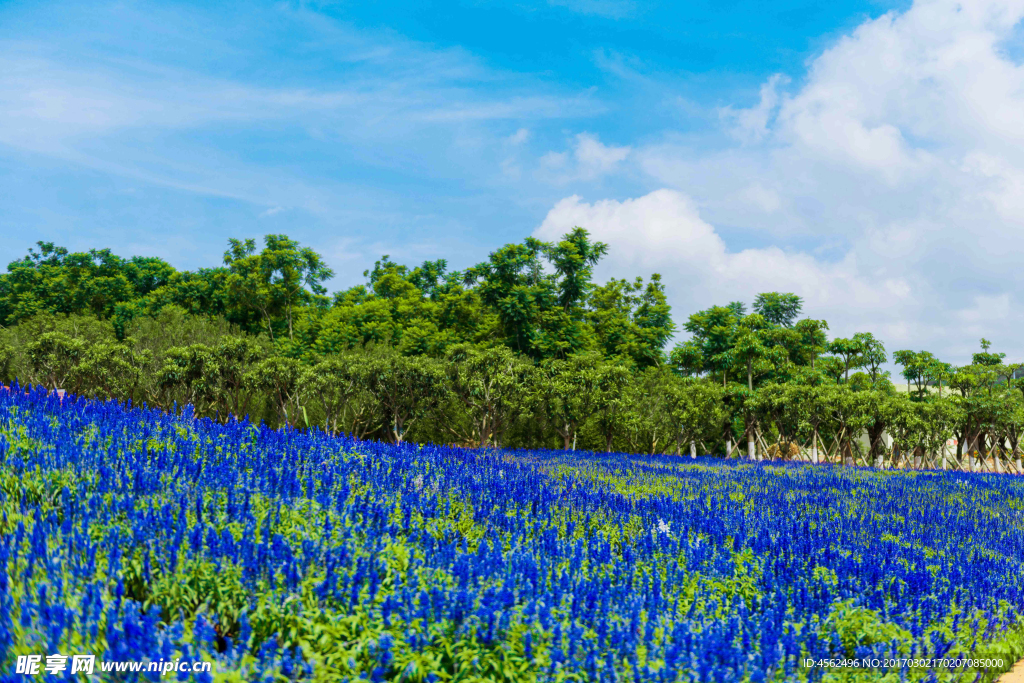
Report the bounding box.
[2,0,1023,363]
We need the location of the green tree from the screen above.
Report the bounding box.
[731,313,793,459]
[0,341,13,385]
[211,337,267,420]
[752,292,803,328]
[665,378,725,458]
[676,305,743,385]
[826,337,865,382]
[466,238,552,357]
[360,349,447,444]
[918,397,958,470]
[588,274,674,368]
[826,385,874,466]
[798,377,838,464]
[972,338,1006,367]
[223,235,334,342]
[791,318,829,368]
[124,267,234,331]
[307,354,376,437]
[733,314,790,391]
[753,374,833,463]
[855,333,888,385]
[27,332,87,391]
[882,393,921,467]
[668,340,705,377]
[444,344,535,447]
[591,361,632,452]
[998,387,1024,473]
[465,228,607,360]
[893,350,938,396]
[74,339,151,402]
[620,367,672,455]
[0,242,175,327]
[537,353,608,450]
[158,344,219,415]
[245,356,307,427]
[547,227,609,313]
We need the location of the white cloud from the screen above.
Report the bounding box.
[535,190,924,348]
[611,0,1024,362]
[507,128,531,145]
[540,132,631,182]
[574,133,631,177]
[0,12,599,211]
[541,151,570,169]
[720,73,788,143]
[738,183,782,213]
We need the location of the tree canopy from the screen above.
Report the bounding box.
[2,231,1020,467]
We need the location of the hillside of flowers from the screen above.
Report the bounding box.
[3,387,1024,682]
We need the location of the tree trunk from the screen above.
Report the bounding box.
[726,439,732,458]
[744,413,754,460]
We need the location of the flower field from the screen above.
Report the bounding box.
[3,388,1024,682]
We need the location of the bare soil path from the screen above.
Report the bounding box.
[1000,660,1024,682]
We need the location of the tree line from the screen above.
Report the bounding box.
[1,232,1021,468]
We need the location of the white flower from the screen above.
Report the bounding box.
[652,517,672,537]
[412,475,424,492]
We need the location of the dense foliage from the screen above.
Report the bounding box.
[3,389,1024,681]
[0,234,1021,464]
[0,232,671,366]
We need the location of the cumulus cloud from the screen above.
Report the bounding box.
[534,190,925,349]
[596,0,1024,363]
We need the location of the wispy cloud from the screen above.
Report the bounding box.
[539,132,631,182]
[0,1,603,234]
